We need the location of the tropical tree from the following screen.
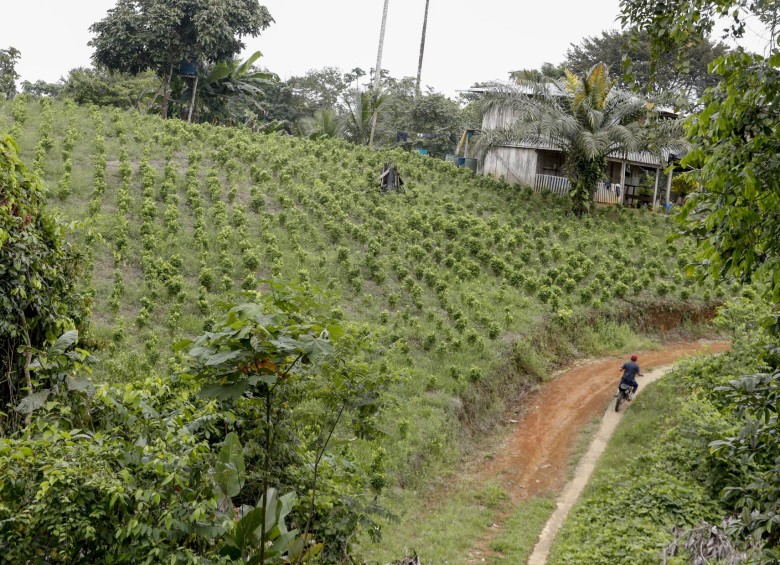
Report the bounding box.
[60,67,159,109]
[343,90,385,145]
[477,63,648,216]
[193,51,277,125]
[416,0,431,96]
[287,67,350,113]
[89,0,273,118]
[0,46,20,99]
[21,80,64,98]
[565,29,729,100]
[297,109,344,140]
[510,63,566,83]
[619,0,780,312]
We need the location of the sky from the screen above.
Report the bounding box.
[3,0,628,96]
[1,1,770,97]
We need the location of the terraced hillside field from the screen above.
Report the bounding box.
[0,96,719,489]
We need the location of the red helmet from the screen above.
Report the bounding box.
[631,355,638,361]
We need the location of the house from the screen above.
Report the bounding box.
[468,86,677,208]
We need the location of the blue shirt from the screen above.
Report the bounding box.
[621,361,641,382]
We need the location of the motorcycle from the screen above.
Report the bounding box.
[614,382,635,412]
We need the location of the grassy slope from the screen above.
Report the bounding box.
[1,98,721,557]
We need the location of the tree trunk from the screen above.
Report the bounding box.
[373,0,390,91]
[160,64,174,119]
[370,0,390,148]
[187,74,199,123]
[416,0,431,97]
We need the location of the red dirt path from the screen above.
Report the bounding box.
[467,340,730,562]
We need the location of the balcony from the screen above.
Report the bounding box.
[534,174,621,205]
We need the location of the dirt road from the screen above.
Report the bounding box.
[467,340,729,563]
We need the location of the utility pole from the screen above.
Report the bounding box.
[415,0,431,97]
[369,0,390,148]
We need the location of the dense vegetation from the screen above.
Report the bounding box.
[0,97,717,559]
[550,291,780,563]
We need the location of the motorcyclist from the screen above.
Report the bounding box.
[619,354,643,400]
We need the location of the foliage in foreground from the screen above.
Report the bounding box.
[0,283,391,563]
[550,291,780,563]
[0,132,88,433]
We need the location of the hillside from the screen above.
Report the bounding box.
[1,97,719,527]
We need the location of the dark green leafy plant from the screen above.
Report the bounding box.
[179,281,392,561]
[0,134,88,433]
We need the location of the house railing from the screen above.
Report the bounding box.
[534,174,570,196]
[534,174,621,205]
[595,183,620,204]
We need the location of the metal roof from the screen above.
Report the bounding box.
[502,142,667,167]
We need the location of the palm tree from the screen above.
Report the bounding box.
[344,90,385,145]
[477,63,648,216]
[297,109,344,140]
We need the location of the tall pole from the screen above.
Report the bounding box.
[369,0,390,148]
[415,0,431,97]
[651,165,660,210]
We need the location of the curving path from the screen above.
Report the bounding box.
[466,340,729,563]
[526,363,676,563]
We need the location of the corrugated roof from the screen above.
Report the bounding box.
[500,142,667,167]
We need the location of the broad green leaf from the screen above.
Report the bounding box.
[172,338,193,352]
[200,381,251,401]
[236,51,262,76]
[15,390,51,414]
[66,375,95,396]
[298,334,334,359]
[270,529,299,554]
[48,330,78,356]
[247,375,278,387]
[215,432,245,499]
[233,506,265,550]
[270,335,304,352]
[204,350,244,366]
[259,488,278,534]
[206,63,232,83]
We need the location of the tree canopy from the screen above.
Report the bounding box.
[89,0,273,116]
[565,29,729,100]
[0,46,20,100]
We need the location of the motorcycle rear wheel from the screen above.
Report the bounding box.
[615,389,624,412]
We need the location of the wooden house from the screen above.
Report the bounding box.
[471,87,676,208]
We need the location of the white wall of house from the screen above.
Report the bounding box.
[483,146,537,186]
[482,106,519,130]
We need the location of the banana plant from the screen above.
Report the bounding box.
[195,51,278,126]
[297,108,344,140]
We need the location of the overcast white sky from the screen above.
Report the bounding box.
[2,0,629,95]
[1,1,770,96]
